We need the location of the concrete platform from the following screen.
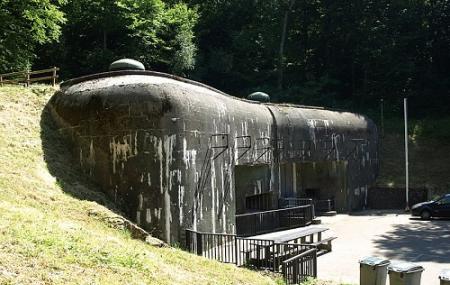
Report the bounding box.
[317,211,450,285]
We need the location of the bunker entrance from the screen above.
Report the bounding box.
[234,164,272,214]
[280,161,348,212]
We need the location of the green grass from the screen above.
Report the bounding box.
[0,85,279,285]
[298,278,354,285]
[377,131,450,193]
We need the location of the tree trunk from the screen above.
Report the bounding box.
[277,0,296,93]
[103,30,107,50]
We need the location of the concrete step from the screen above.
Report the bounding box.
[317,211,337,216]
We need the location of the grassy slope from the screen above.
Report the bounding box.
[377,133,450,194]
[0,85,278,285]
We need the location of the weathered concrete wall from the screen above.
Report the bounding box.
[268,106,378,211]
[48,70,378,243]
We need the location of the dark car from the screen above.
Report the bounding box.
[411,194,450,219]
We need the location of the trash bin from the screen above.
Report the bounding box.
[439,269,450,285]
[388,261,424,285]
[359,256,390,285]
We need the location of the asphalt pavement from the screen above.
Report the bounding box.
[317,211,450,285]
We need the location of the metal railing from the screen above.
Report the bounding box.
[279,197,334,214]
[282,248,317,285]
[236,205,314,237]
[236,237,274,269]
[314,199,334,213]
[185,229,318,284]
[245,192,273,211]
[185,229,274,268]
[279,198,313,208]
[272,243,313,272]
[185,229,237,263]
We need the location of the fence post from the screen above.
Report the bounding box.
[196,232,203,256]
[52,67,57,87]
[234,236,238,265]
[0,75,2,87]
[313,252,317,277]
[311,201,316,219]
[26,70,30,87]
[185,229,190,251]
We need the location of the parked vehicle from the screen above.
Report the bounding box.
[411,194,450,219]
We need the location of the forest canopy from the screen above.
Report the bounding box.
[1,0,449,115]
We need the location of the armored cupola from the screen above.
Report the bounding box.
[247,92,270,103]
[109,58,145,71]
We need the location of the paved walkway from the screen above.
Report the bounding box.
[317,211,450,285]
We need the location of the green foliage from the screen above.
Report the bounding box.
[412,118,450,140]
[278,75,341,107]
[3,0,449,117]
[0,0,66,71]
[300,278,317,285]
[382,117,450,140]
[35,0,198,78]
[121,1,198,75]
[164,4,198,74]
[188,0,450,116]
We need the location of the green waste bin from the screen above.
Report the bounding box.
[359,256,390,285]
[388,261,424,285]
[439,269,450,285]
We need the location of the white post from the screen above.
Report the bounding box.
[380,99,384,137]
[404,98,409,210]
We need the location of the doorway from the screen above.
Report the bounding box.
[280,161,348,212]
[234,164,271,214]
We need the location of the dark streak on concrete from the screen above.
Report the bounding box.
[48,70,379,243]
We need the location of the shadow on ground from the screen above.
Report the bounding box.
[349,209,405,216]
[372,219,450,263]
[39,101,122,214]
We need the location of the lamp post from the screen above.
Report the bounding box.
[380,99,384,138]
[404,98,409,211]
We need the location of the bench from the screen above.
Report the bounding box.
[245,226,337,269]
[306,236,337,256]
[270,243,311,264]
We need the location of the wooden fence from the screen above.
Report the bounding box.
[0,67,59,87]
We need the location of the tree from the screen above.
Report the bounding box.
[0,0,66,72]
[25,0,450,116]
[122,1,198,75]
[36,0,198,78]
[278,0,296,91]
[188,0,281,94]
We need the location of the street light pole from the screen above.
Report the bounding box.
[380,99,384,137]
[404,98,410,211]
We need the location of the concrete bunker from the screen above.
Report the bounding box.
[48,63,378,244]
